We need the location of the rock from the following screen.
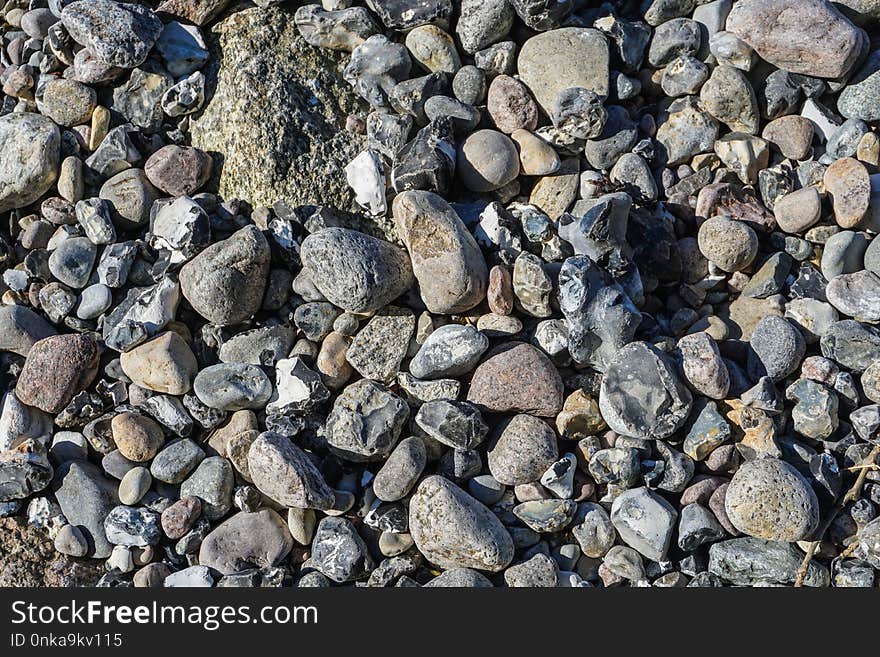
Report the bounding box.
[111,413,164,463]
[199,508,292,575]
[698,215,758,273]
[144,145,213,197]
[786,378,839,440]
[409,324,489,379]
[599,341,693,440]
[487,75,538,135]
[517,28,610,115]
[104,505,161,547]
[373,436,426,502]
[405,25,460,74]
[155,20,209,77]
[409,475,514,572]
[294,5,379,52]
[700,64,759,134]
[684,401,731,461]
[504,552,558,587]
[726,0,866,79]
[761,115,814,161]
[0,113,60,213]
[708,537,828,586]
[610,487,678,562]
[61,0,163,68]
[118,467,151,506]
[325,379,409,461]
[821,230,869,280]
[393,191,488,313]
[54,524,88,558]
[648,18,702,67]
[511,129,561,176]
[0,441,53,502]
[0,306,56,357]
[193,364,273,411]
[219,326,296,366]
[39,78,96,128]
[156,0,231,26]
[179,226,270,326]
[838,49,880,122]
[826,270,880,322]
[824,158,870,229]
[513,499,577,533]
[456,0,514,54]
[467,342,564,417]
[773,187,821,234]
[725,458,820,542]
[300,228,414,313]
[487,414,558,486]
[247,432,334,510]
[189,5,367,209]
[111,66,173,132]
[52,461,118,558]
[678,332,730,400]
[99,169,160,230]
[266,357,330,416]
[458,129,521,193]
[714,132,769,184]
[344,34,411,107]
[179,457,233,520]
[119,332,198,395]
[164,566,214,587]
[0,393,52,453]
[311,516,373,582]
[747,316,806,381]
[415,400,488,450]
[346,307,415,383]
[16,334,99,414]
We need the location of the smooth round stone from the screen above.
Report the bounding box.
[452,64,487,104]
[826,270,880,322]
[0,305,56,357]
[193,363,272,411]
[149,439,204,484]
[860,361,880,403]
[76,283,113,320]
[20,8,56,38]
[373,436,426,502]
[511,129,560,176]
[409,324,489,379]
[111,412,165,462]
[179,225,270,326]
[599,341,693,440]
[48,236,97,289]
[300,228,414,314]
[54,523,89,558]
[774,187,821,234]
[747,316,806,382]
[40,78,97,129]
[458,129,520,192]
[287,507,317,546]
[467,342,564,417]
[725,458,820,542]
[517,28,610,115]
[487,414,558,485]
[697,215,758,272]
[405,24,460,74]
[824,158,870,229]
[409,475,514,572]
[99,168,161,229]
[199,508,294,575]
[119,331,198,395]
[118,466,152,505]
[393,191,489,314]
[761,115,814,161]
[820,230,869,280]
[487,75,538,135]
[0,113,60,214]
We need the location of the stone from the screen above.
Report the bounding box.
[61,0,163,68]
[179,226,270,326]
[345,307,415,383]
[193,364,273,411]
[156,0,231,26]
[599,341,693,440]
[708,537,828,586]
[725,458,820,542]
[16,334,99,415]
[700,65,759,134]
[656,97,719,166]
[145,145,213,198]
[155,20,209,77]
[325,380,409,461]
[727,0,866,79]
[415,400,488,450]
[487,75,538,135]
[118,467,151,506]
[247,432,334,510]
[111,413,164,463]
[409,475,514,572]
[821,231,869,280]
[119,332,198,395]
[266,357,330,416]
[111,66,172,132]
[189,5,367,209]
[511,129,560,176]
[698,215,758,273]
[786,378,839,440]
[824,158,870,229]
[517,28,610,115]
[393,191,488,313]
[458,129,521,193]
[54,524,88,558]
[838,50,880,122]
[0,305,57,357]
[104,505,161,547]
[487,414,558,485]
[773,187,821,234]
[0,441,53,502]
[714,132,769,184]
[409,324,489,379]
[0,113,60,213]
[300,228,414,314]
[344,34,411,107]
[179,457,233,520]
[294,5,379,52]
[39,78,96,128]
[684,401,731,461]
[405,25,460,74]
[99,169,161,230]
[456,0,514,54]
[826,271,880,322]
[150,439,204,484]
[311,517,373,582]
[52,461,118,558]
[747,316,806,382]
[761,115,814,161]
[373,436,426,502]
[610,487,678,562]
[467,342,564,417]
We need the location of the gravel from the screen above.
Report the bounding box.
[3,0,880,590]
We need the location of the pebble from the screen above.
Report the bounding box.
[409,324,489,379]
[0,113,60,214]
[311,517,374,582]
[16,334,99,414]
[52,461,118,558]
[773,187,821,234]
[61,0,163,68]
[149,438,204,484]
[179,456,233,520]
[610,487,678,562]
[487,414,558,485]
[409,475,514,572]
[0,305,56,357]
[193,363,272,411]
[247,432,334,510]
[199,508,293,575]
[119,332,198,395]
[709,537,828,587]
[118,467,152,506]
[747,316,806,381]
[325,379,409,461]
[458,129,521,193]
[373,436,426,502]
[824,158,870,228]
[826,270,880,322]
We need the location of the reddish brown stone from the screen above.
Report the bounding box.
[15,333,99,414]
[487,265,514,316]
[144,145,213,197]
[161,496,202,540]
